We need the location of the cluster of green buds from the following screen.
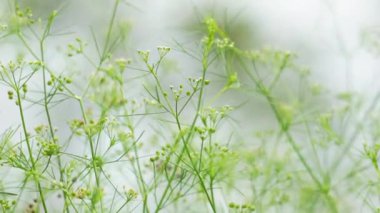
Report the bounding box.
[34,125,60,156]
[115,58,132,72]
[22,84,27,93]
[143,98,159,107]
[6,84,28,103]
[1,59,42,103]
[201,18,218,49]
[187,77,209,91]
[69,117,107,137]
[194,106,233,141]
[67,38,86,57]
[215,37,234,49]
[118,128,134,143]
[201,142,238,179]
[137,46,171,75]
[69,119,85,135]
[201,106,233,126]
[8,4,35,33]
[137,50,150,63]
[7,91,13,100]
[123,186,138,201]
[7,149,25,169]
[51,180,65,190]
[126,189,138,200]
[149,150,163,163]
[85,118,104,136]
[28,60,44,71]
[47,74,72,92]
[204,143,230,156]
[138,46,171,63]
[224,72,240,90]
[157,46,171,58]
[0,60,21,76]
[169,84,186,101]
[228,202,255,211]
[150,144,174,173]
[89,61,130,109]
[40,141,60,156]
[0,199,16,210]
[91,156,104,169]
[71,187,91,199]
[99,58,130,85]
[194,126,208,140]
[15,5,34,22]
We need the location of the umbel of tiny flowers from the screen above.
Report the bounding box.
[137,50,150,63]
[157,46,171,58]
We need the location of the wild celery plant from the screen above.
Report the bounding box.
[132,18,240,213]
[0,1,134,212]
[1,1,380,213]
[203,21,380,212]
[0,2,238,212]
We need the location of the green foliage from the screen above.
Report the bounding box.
[0,1,379,213]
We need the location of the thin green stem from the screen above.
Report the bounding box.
[15,87,48,212]
[39,31,69,211]
[77,97,103,212]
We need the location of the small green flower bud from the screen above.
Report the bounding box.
[228,202,236,208]
[157,46,171,58]
[7,91,13,100]
[22,84,27,93]
[137,50,150,62]
[65,77,72,84]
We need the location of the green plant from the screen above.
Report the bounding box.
[1,1,380,213]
